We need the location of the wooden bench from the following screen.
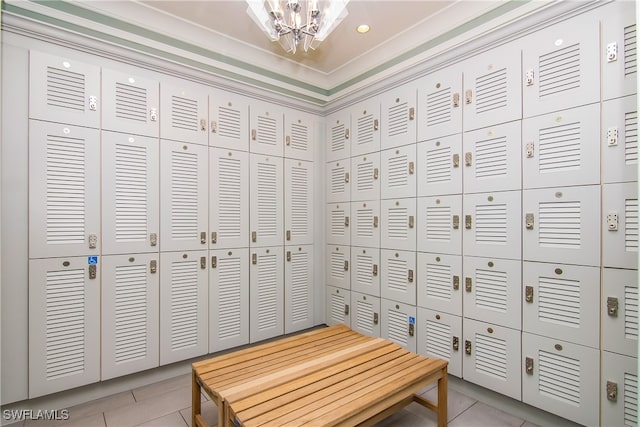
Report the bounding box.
[192,325,448,427]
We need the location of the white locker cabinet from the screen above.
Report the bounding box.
[326,159,351,203]
[380,84,417,149]
[249,154,283,248]
[326,245,350,290]
[101,253,159,381]
[381,198,417,252]
[350,200,380,249]
[29,50,100,129]
[463,191,521,260]
[463,318,521,400]
[521,12,599,118]
[416,134,462,197]
[249,246,284,342]
[249,101,283,157]
[416,64,463,141]
[603,182,638,269]
[463,121,522,194]
[326,203,350,246]
[417,195,462,256]
[209,89,250,152]
[101,131,159,255]
[210,148,249,249]
[463,256,521,330]
[350,153,380,202]
[462,43,521,132]
[351,247,380,297]
[326,110,350,162]
[350,99,381,156]
[522,103,599,189]
[326,286,350,327]
[380,144,417,200]
[284,245,314,334]
[159,250,208,365]
[602,351,638,427]
[381,298,417,352]
[28,257,100,398]
[522,186,600,266]
[603,95,638,185]
[351,292,381,338]
[417,252,462,316]
[284,111,314,161]
[159,140,208,252]
[522,261,599,348]
[209,248,249,352]
[380,249,416,306]
[417,307,462,377]
[28,120,100,259]
[102,68,159,138]
[522,332,599,426]
[602,0,637,101]
[285,159,314,246]
[602,268,638,358]
[160,80,209,146]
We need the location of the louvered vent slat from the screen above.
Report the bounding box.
[387,308,408,346]
[115,144,148,242]
[290,122,308,151]
[475,269,507,312]
[171,96,198,132]
[625,25,637,77]
[387,258,407,292]
[426,146,451,184]
[257,116,277,146]
[219,106,242,140]
[114,264,147,363]
[171,151,198,240]
[387,103,408,137]
[538,350,581,405]
[330,210,345,237]
[387,207,408,239]
[475,136,508,179]
[331,166,345,195]
[218,157,242,239]
[387,155,408,188]
[356,254,373,287]
[625,199,638,252]
[218,257,242,339]
[330,293,345,322]
[356,300,374,334]
[330,252,344,281]
[425,263,451,300]
[475,68,507,114]
[257,162,277,237]
[539,123,581,172]
[47,67,85,111]
[538,44,580,98]
[625,373,638,426]
[290,252,309,323]
[356,208,373,238]
[426,88,452,127]
[357,114,374,146]
[625,286,639,340]
[331,124,345,153]
[290,166,309,237]
[425,320,450,360]
[475,333,507,380]
[538,201,581,248]
[357,161,374,192]
[257,254,278,331]
[115,83,147,122]
[538,276,580,327]
[426,206,451,242]
[625,111,638,164]
[475,204,507,244]
[170,260,198,350]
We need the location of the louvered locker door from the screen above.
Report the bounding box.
[380,84,417,149]
[249,101,283,157]
[249,246,284,342]
[249,154,283,248]
[416,134,462,197]
[602,268,638,357]
[351,153,380,202]
[523,186,600,266]
[326,286,350,326]
[380,249,416,306]
[102,131,159,255]
[210,148,249,249]
[102,68,159,138]
[602,1,637,101]
[381,198,416,252]
[159,250,208,365]
[350,99,381,156]
[326,203,350,246]
[522,104,599,189]
[326,110,350,162]
[463,121,521,194]
[285,245,314,334]
[160,140,208,252]
[28,257,99,398]
[462,318,521,400]
[417,308,462,377]
[380,143,417,200]
[285,159,313,246]
[326,245,350,290]
[522,332,599,426]
[521,13,599,118]
[463,256,521,330]
[602,351,638,427]
[416,64,463,140]
[351,292,381,338]
[462,43,521,132]
[284,110,314,161]
[351,247,380,297]
[209,248,249,352]
[351,201,380,248]
[210,89,250,151]
[160,80,208,146]
[522,261,599,349]
[603,95,638,184]
[326,160,351,203]
[28,121,100,258]
[101,253,159,380]
[603,182,638,269]
[417,195,462,255]
[463,191,521,260]
[417,253,462,316]
[381,298,416,352]
[29,50,100,128]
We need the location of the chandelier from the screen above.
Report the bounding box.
[246,0,350,54]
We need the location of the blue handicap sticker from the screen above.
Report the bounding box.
[88,256,98,265]
[409,316,415,325]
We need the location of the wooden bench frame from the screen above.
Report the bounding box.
[192,325,448,427]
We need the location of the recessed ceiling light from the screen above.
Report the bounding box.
[357,24,370,34]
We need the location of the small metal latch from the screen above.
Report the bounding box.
[453,93,460,108]
[373,264,378,276]
[150,108,158,122]
[286,135,291,146]
[251,129,257,140]
[465,215,472,229]
[453,336,459,351]
[200,119,207,131]
[607,41,618,63]
[525,357,534,374]
[408,269,414,283]
[465,152,472,166]
[211,120,217,133]
[374,119,379,131]
[607,381,618,401]
[211,232,217,244]
[453,215,460,230]
[465,340,471,355]
[409,107,415,121]
[252,253,257,265]
[345,216,350,227]
[88,264,97,279]
[409,216,414,228]
[373,168,379,179]
[345,128,350,139]
[252,231,257,242]
[453,153,460,167]
[525,213,534,230]
[200,232,206,244]
[607,127,619,146]
[344,304,350,315]
[525,69,535,86]
[344,260,349,271]
[200,257,206,269]
[607,297,619,316]
[286,230,291,241]
[453,275,460,290]
[88,234,97,249]
[409,161,415,175]
[465,277,472,292]
[373,216,379,228]
[526,142,535,158]
[373,312,379,324]
[465,89,472,104]
[150,260,157,274]
[287,251,291,261]
[409,323,415,336]
[525,286,534,303]
[150,233,158,246]
[608,212,619,231]
[345,172,350,183]
[88,95,98,111]
[211,256,217,268]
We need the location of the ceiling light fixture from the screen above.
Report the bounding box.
[246,0,350,54]
[356,24,370,34]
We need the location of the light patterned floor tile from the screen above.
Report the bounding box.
[135,412,187,427]
[104,387,192,427]
[178,400,218,427]
[132,375,191,402]
[448,402,525,427]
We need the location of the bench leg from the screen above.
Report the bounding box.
[437,367,448,427]
[192,370,203,427]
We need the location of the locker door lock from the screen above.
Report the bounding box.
[345,216,350,227]
[252,253,257,265]
[408,269,414,283]
[607,42,618,62]
[287,251,291,261]
[465,89,472,105]
[88,264,97,279]
[373,312,379,324]
[150,260,157,274]
[374,119,379,131]
[373,168,379,179]
[200,232,206,244]
[211,232,217,244]
[344,128,350,140]
[373,264,378,276]
[453,275,460,290]
[344,304,350,315]
[525,286,534,303]
[408,323,415,336]
[525,69,535,86]
[607,297,619,317]
[150,108,158,122]
[607,212,619,231]
[409,107,415,121]
[408,216,414,229]
[453,154,460,167]
[252,231,257,242]
[150,233,158,246]
[453,93,460,108]
[200,119,207,131]
[286,230,291,241]
[464,152,472,166]
[607,381,618,401]
[88,233,97,249]
[211,256,217,268]
[373,216,379,228]
[525,142,535,158]
[525,357,534,375]
[344,260,349,271]
[345,172,350,183]
[251,129,257,140]
[286,135,291,146]
[409,162,415,175]
[89,95,98,111]
[465,277,472,292]
[452,336,459,351]
[607,127,619,146]
[465,215,472,229]
[464,340,471,355]
[200,256,206,269]
[525,213,535,230]
[211,120,217,133]
[453,215,460,230]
